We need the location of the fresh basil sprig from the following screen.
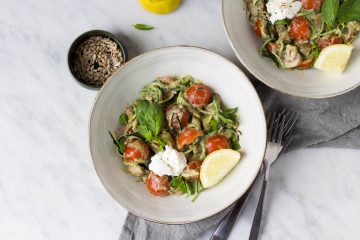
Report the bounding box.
[337,0,360,23]
[135,100,164,141]
[133,24,154,30]
[322,0,339,28]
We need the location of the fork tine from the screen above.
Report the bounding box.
[276,114,285,143]
[267,112,276,140]
[284,112,299,137]
[271,112,282,142]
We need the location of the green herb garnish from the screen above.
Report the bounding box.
[133,24,154,30]
[274,19,289,25]
[169,176,203,202]
[322,0,339,28]
[135,100,164,140]
[337,0,360,23]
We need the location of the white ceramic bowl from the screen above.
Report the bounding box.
[89,46,266,223]
[222,0,360,98]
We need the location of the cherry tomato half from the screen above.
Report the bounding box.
[177,128,204,149]
[317,36,344,50]
[302,0,323,10]
[183,161,202,181]
[290,17,311,41]
[297,58,313,69]
[254,17,268,39]
[123,139,150,162]
[146,172,169,196]
[267,42,281,53]
[205,135,231,154]
[185,84,212,107]
[165,104,190,130]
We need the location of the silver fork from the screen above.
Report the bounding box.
[210,109,298,240]
[248,109,299,240]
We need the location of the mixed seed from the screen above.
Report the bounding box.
[73,36,123,86]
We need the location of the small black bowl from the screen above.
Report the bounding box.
[68,30,128,90]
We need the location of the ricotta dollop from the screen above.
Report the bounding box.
[266,0,302,24]
[149,145,187,176]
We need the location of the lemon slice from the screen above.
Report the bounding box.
[200,149,241,188]
[139,0,181,14]
[314,44,353,73]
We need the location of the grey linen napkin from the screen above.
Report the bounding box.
[120,83,360,240]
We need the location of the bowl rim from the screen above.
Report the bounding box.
[67,29,128,90]
[221,0,360,99]
[88,45,266,224]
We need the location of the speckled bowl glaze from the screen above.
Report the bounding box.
[89,46,266,224]
[222,0,360,98]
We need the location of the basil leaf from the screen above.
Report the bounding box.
[230,135,241,150]
[133,24,154,30]
[322,0,339,28]
[337,0,360,23]
[138,125,153,141]
[169,176,187,193]
[119,113,128,125]
[274,19,289,25]
[135,100,164,138]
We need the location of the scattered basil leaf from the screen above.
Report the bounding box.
[169,177,203,201]
[274,19,289,25]
[169,176,187,193]
[119,113,128,125]
[133,24,154,30]
[337,0,360,23]
[230,135,241,150]
[322,0,339,28]
[135,100,164,139]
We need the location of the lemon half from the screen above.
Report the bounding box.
[314,44,353,74]
[200,149,241,188]
[139,0,181,14]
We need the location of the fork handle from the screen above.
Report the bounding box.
[248,170,268,240]
[210,186,252,240]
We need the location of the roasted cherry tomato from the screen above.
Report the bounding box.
[205,135,231,154]
[254,17,268,39]
[123,139,150,162]
[165,104,190,130]
[185,84,212,107]
[177,128,204,149]
[146,172,169,196]
[297,58,313,69]
[301,0,323,10]
[183,161,202,181]
[267,42,281,53]
[290,17,311,40]
[317,36,344,50]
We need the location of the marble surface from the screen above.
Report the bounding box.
[0,0,359,239]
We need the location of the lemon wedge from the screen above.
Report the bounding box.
[200,149,241,188]
[314,44,353,73]
[139,0,181,14]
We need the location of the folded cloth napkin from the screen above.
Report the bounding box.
[120,83,360,240]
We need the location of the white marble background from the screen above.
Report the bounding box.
[0,0,359,239]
